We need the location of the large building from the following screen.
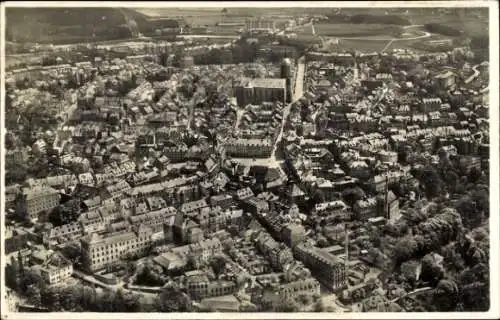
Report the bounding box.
[180,56,195,69]
[434,71,456,90]
[234,78,287,107]
[281,58,293,103]
[15,186,61,221]
[278,278,321,303]
[245,18,276,31]
[224,138,273,158]
[293,242,347,291]
[80,224,154,272]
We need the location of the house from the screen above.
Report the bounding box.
[353,197,378,221]
[282,223,306,248]
[44,222,83,244]
[255,231,294,271]
[186,272,238,299]
[278,278,321,303]
[38,251,74,285]
[79,210,105,235]
[241,197,269,215]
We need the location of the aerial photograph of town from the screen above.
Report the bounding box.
[1,2,496,317]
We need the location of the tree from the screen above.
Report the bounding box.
[467,167,482,184]
[26,284,42,306]
[60,285,83,311]
[19,269,42,294]
[49,198,81,226]
[6,256,20,290]
[458,263,490,311]
[210,255,227,279]
[419,166,444,199]
[41,285,62,311]
[297,293,312,306]
[5,163,28,184]
[342,187,366,206]
[275,298,300,312]
[393,236,419,264]
[312,189,326,204]
[442,168,458,186]
[433,279,459,311]
[156,285,193,312]
[456,196,483,229]
[421,253,444,286]
[316,234,329,248]
[134,262,166,287]
[400,260,421,285]
[80,285,97,311]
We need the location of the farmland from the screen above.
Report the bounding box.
[134,7,294,29]
[295,23,403,38]
[336,39,389,52]
[403,9,488,37]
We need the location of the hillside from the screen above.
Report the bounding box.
[5,8,182,44]
[5,7,132,44]
[121,8,180,35]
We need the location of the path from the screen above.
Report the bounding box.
[234,106,247,131]
[464,63,482,84]
[119,8,141,38]
[178,34,239,40]
[270,56,305,160]
[381,39,395,53]
[390,286,433,303]
[73,270,157,299]
[334,25,431,42]
[339,30,431,41]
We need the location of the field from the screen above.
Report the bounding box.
[336,38,389,52]
[404,10,488,37]
[5,53,45,69]
[314,23,402,38]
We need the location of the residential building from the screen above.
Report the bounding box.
[186,273,238,299]
[38,252,74,285]
[293,242,347,291]
[282,223,306,248]
[278,278,321,303]
[255,231,294,271]
[353,197,378,221]
[224,138,273,158]
[15,186,61,221]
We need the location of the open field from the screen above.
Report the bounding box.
[404,12,488,37]
[314,23,402,37]
[336,38,388,52]
[5,54,44,69]
[134,7,307,18]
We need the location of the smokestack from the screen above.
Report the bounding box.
[344,224,349,269]
[385,175,389,219]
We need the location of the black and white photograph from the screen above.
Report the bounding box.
[1,1,498,318]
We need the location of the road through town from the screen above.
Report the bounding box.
[270,56,305,160]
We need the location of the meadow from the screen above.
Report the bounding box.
[313,23,402,38]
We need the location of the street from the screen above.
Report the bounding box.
[270,56,305,161]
